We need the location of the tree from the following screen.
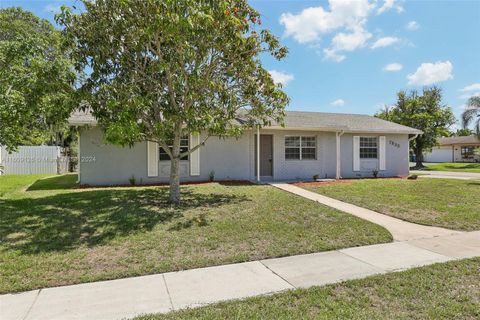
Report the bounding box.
[58,0,289,204]
[462,96,480,137]
[0,7,76,151]
[376,87,455,168]
[451,128,473,137]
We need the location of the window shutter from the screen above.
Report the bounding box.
[379,136,386,170]
[190,134,200,176]
[353,136,360,171]
[147,141,158,177]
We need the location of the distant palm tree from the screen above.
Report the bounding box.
[462,96,480,136]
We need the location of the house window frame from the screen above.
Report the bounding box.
[159,136,189,161]
[461,146,475,159]
[360,136,378,159]
[284,135,317,161]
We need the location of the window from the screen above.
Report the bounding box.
[159,136,189,161]
[360,137,378,159]
[461,146,475,159]
[285,136,316,160]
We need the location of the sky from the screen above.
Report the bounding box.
[2,0,479,129]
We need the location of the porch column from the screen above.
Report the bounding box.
[256,126,260,182]
[336,131,344,179]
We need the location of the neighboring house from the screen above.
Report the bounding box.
[68,110,422,185]
[424,135,480,163]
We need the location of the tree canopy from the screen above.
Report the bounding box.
[0,7,76,151]
[376,87,455,168]
[451,128,473,137]
[58,0,289,203]
[462,96,480,137]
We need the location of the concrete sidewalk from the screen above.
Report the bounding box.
[270,183,462,241]
[2,231,479,320]
[410,170,480,180]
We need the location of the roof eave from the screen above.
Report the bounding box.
[67,120,97,126]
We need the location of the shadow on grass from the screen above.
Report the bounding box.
[0,187,247,254]
[27,174,78,191]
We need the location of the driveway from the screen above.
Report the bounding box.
[410,170,480,180]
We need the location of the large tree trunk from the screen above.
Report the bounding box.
[169,156,181,204]
[414,137,424,168]
[169,127,182,204]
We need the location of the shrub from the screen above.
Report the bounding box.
[128,175,136,186]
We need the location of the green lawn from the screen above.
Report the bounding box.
[0,174,391,294]
[136,258,480,320]
[302,178,480,231]
[423,162,480,173]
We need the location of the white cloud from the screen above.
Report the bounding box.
[268,70,294,86]
[279,0,408,62]
[459,92,480,100]
[383,63,403,72]
[331,27,372,51]
[44,4,62,14]
[377,0,404,15]
[323,27,371,62]
[331,99,345,107]
[407,61,453,86]
[279,0,374,44]
[459,83,480,92]
[406,21,419,31]
[377,0,394,14]
[323,48,346,62]
[370,36,400,49]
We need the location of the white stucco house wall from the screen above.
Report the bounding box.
[424,136,480,163]
[69,110,422,185]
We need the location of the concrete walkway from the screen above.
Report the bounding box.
[2,231,479,320]
[410,170,480,180]
[270,183,462,241]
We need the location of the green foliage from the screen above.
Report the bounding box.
[462,96,480,136]
[128,175,136,186]
[376,87,455,167]
[57,0,289,202]
[0,7,76,151]
[452,128,474,137]
[209,170,215,182]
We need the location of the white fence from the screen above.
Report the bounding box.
[0,146,62,175]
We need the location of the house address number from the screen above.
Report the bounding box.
[389,140,400,148]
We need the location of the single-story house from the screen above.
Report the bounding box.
[424,135,480,163]
[68,110,422,185]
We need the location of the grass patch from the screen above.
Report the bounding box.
[423,162,480,173]
[303,178,480,231]
[136,258,480,320]
[0,174,391,293]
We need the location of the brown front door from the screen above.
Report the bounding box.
[255,135,273,176]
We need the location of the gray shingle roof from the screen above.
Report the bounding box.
[265,111,422,134]
[69,109,422,134]
[68,109,97,125]
[438,135,480,145]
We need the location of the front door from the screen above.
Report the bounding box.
[255,135,273,177]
